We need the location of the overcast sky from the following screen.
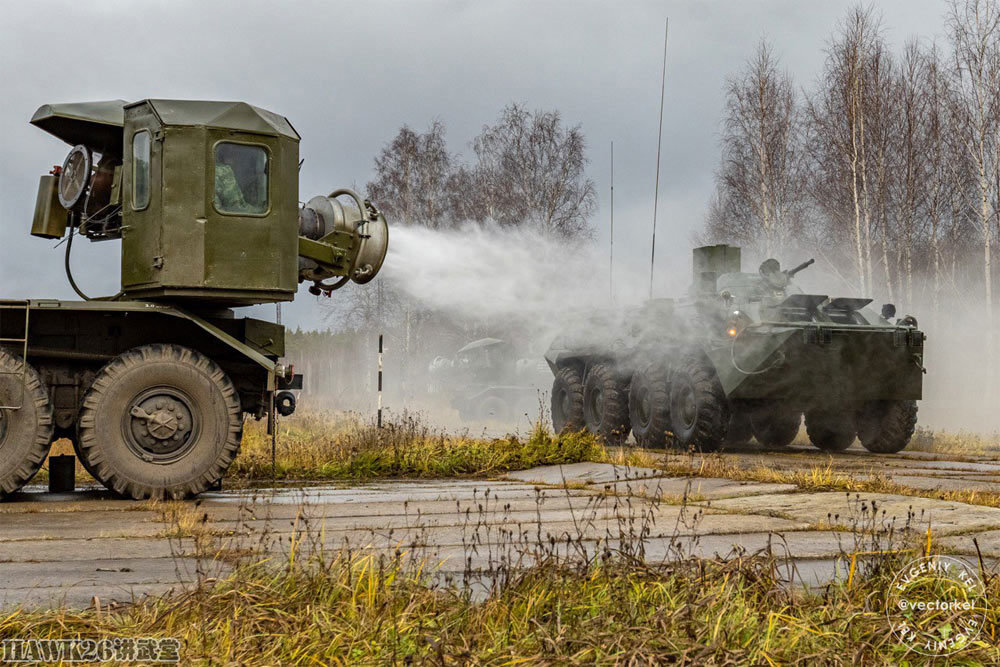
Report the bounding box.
[0,0,947,329]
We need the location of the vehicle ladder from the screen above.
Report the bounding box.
[0,300,30,410]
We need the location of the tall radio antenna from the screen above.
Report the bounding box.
[649,18,669,299]
[610,140,615,302]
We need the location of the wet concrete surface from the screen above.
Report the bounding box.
[2,441,999,610]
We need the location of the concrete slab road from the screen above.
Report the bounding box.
[2,446,999,610]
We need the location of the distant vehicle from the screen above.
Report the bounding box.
[545,245,925,453]
[429,338,548,422]
[0,99,388,499]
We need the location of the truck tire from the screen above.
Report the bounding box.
[0,350,55,496]
[629,362,671,448]
[69,435,101,483]
[857,400,917,454]
[751,404,801,448]
[583,363,630,445]
[551,366,585,433]
[78,344,243,500]
[724,411,753,447]
[668,354,728,452]
[805,409,855,452]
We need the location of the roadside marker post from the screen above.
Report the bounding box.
[377,334,384,428]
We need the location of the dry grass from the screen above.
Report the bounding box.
[29,412,606,491]
[231,411,606,481]
[909,426,1000,456]
[8,421,1000,664]
[143,500,216,551]
[1,544,996,664]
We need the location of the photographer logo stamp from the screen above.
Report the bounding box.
[886,555,988,656]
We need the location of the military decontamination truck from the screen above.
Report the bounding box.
[546,245,925,453]
[0,100,388,499]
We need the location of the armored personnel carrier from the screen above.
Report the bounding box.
[428,338,549,422]
[0,100,388,499]
[545,245,925,453]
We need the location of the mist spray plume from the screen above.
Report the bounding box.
[382,224,636,336]
[375,225,1000,434]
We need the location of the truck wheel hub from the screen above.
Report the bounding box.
[589,388,605,421]
[558,390,570,417]
[636,392,651,425]
[678,385,697,428]
[125,390,199,461]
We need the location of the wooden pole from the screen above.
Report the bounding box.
[377,334,384,428]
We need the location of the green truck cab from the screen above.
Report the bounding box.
[0,100,388,499]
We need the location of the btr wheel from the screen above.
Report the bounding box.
[724,410,753,447]
[805,409,855,452]
[668,354,729,452]
[751,403,801,448]
[78,344,243,500]
[629,362,671,448]
[0,350,54,496]
[551,366,584,433]
[583,363,630,445]
[857,400,917,454]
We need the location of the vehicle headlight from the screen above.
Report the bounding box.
[726,310,752,337]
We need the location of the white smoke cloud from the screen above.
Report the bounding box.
[384,224,636,335]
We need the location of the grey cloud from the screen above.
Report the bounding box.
[0,0,944,329]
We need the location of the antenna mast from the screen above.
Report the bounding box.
[649,18,669,299]
[610,141,615,302]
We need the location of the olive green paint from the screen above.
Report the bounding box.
[119,100,300,305]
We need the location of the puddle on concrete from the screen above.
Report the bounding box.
[199,482,520,505]
[7,488,117,503]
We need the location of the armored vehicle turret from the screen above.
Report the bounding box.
[0,99,388,499]
[545,245,925,453]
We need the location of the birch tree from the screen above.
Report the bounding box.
[366,121,457,230]
[917,41,956,319]
[471,104,596,239]
[807,6,884,295]
[948,0,1000,382]
[706,41,806,256]
[892,41,929,305]
[864,34,896,301]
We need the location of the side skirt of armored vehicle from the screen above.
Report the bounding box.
[0,299,297,499]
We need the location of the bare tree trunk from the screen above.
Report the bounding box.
[858,101,875,296]
[980,161,993,349]
[849,81,867,294]
[758,132,772,255]
[708,41,803,255]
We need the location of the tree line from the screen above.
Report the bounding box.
[316,104,596,404]
[339,103,596,331]
[366,104,596,239]
[705,0,1000,326]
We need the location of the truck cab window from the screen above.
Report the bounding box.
[214,142,268,215]
[132,131,151,210]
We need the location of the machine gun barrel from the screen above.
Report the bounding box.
[787,258,815,278]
